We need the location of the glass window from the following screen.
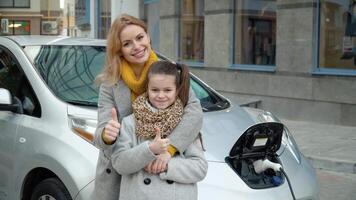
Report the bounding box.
[0,0,30,8]
[180,0,204,63]
[98,0,111,39]
[234,0,276,67]
[25,45,106,106]
[144,1,160,51]
[2,20,31,35]
[191,77,230,112]
[13,21,30,35]
[319,0,356,70]
[14,0,30,7]
[0,46,41,117]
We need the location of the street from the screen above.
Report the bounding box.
[317,169,356,200]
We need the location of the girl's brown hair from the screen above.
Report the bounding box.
[96,14,148,85]
[147,61,190,106]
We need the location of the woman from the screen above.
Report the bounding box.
[93,14,203,200]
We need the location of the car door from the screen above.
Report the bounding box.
[0,46,25,199]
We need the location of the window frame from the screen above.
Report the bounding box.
[313,0,356,76]
[231,0,277,72]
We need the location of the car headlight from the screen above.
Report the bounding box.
[69,115,97,144]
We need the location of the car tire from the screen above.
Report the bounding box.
[30,178,72,200]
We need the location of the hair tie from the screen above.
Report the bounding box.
[176,63,182,74]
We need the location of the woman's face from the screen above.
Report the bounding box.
[120,24,151,67]
[148,74,177,110]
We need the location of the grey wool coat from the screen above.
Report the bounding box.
[111,114,208,200]
[93,80,203,200]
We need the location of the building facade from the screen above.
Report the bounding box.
[142,0,356,126]
[0,0,125,38]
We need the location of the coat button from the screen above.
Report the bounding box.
[106,168,111,174]
[144,178,151,185]
[166,180,174,184]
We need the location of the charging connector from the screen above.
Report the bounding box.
[253,159,296,200]
[253,159,282,174]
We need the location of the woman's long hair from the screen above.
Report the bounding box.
[96,14,148,85]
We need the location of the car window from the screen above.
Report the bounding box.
[26,46,229,111]
[191,79,211,101]
[26,45,104,106]
[190,76,230,112]
[0,46,41,117]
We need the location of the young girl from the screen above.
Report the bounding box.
[111,61,208,200]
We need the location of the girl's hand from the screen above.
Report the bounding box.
[149,127,170,155]
[144,151,171,174]
[103,108,120,144]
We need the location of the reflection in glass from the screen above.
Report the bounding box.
[320,0,356,69]
[234,0,276,66]
[25,45,106,105]
[180,0,204,63]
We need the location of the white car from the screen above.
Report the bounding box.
[0,36,319,200]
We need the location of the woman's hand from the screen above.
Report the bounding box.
[144,151,172,174]
[149,127,170,155]
[102,108,120,144]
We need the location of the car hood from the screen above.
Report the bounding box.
[67,103,283,163]
[202,105,266,162]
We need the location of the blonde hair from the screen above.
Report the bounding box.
[96,14,148,85]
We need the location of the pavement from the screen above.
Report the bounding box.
[281,119,356,174]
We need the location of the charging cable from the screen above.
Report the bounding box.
[253,159,296,200]
[280,168,296,200]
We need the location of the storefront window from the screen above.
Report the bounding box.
[234,0,276,67]
[180,0,204,63]
[1,20,30,35]
[319,0,356,70]
[13,20,30,35]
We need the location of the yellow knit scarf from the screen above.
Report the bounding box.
[121,50,158,102]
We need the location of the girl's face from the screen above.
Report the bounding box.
[120,24,151,67]
[148,74,177,110]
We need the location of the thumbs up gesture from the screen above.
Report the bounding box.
[149,127,170,155]
[103,108,121,144]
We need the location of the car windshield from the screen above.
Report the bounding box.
[24,45,229,111]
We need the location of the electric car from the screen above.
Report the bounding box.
[0,36,319,200]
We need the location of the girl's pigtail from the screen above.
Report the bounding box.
[176,63,190,106]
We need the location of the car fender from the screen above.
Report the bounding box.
[14,134,98,199]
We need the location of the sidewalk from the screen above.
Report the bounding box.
[281,119,356,174]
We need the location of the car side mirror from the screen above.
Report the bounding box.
[0,88,23,113]
[0,88,12,105]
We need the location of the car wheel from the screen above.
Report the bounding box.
[30,178,72,200]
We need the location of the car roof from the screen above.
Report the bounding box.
[4,35,106,46]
